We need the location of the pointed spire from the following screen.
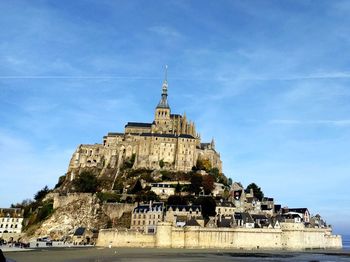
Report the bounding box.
[211,137,215,149]
[157,65,170,109]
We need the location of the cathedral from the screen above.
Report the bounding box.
[67,69,222,178]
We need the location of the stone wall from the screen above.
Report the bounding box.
[97,222,342,250]
[97,229,155,247]
[53,193,93,209]
[102,203,136,220]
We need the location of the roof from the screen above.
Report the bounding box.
[185,217,200,227]
[170,114,182,118]
[140,133,177,138]
[261,204,273,211]
[274,205,282,212]
[262,197,274,202]
[216,201,235,207]
[235,212,254,223]
[107,132,124,136]
[125,122,152,128]
[217,218,232,228]
[251,214,269,220]
[282,208,308,214]
[0,208,23,218]
[74,227,86,236]
[134,202,164,213]
[178,134,195,139]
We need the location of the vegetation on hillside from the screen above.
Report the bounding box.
[245,183,264,201]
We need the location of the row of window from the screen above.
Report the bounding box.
[0,224,19,228]
[132,220,157,226]
[0,218,20,222]
[133,214,162,219]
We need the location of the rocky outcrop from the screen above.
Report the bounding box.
[33,194,109,240]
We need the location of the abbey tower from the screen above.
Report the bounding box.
[66,69,222,180]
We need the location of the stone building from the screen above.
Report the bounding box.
[66,70,222,181]
[130,202,164,233]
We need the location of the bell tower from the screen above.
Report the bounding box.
[154,66,171,133]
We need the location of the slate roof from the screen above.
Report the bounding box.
[251,214,269,220]
[125,122,153,128]
[217,215,234,228]
[74,227,86,236]
[262,197,274,201]
[107,132,124,136]
[178,134,195,139]
[170,114,182,118]
[261,204,273,211]
[134,202,164,213]
[274,205,282,212]
[140,133,177,138]
[235,212,254,223]
[216,201,235,207]
[185,217,200,226]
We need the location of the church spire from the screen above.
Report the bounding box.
[157,65,170,109]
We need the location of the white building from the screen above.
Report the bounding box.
[0,208,24,236]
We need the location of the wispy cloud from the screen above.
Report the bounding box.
[148,26,181,38]
[270,119,350,126]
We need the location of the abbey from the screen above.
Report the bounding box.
[67,71,222,177]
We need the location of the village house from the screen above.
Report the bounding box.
[130,202,164,233]
[164,205,202,227]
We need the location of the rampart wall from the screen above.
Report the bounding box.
[97,222,342,250]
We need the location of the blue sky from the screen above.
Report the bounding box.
[1,0,349,234]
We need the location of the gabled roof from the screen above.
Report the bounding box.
[185,217,200,227]
[217,218,232,228]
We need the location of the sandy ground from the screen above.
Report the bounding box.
[2,247,350,262]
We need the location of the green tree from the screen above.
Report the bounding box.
[245,183,264,201]
[73,171,99,193]
[36,202,53,221]
[175,182,181,194]
[130,180,143,194]
[167,195,187,205]
[159,159,165,169]
[193,196,216,219]
[209,168,219,181]
[34,186,50,202]
[54,175,66,189]
[190,173,203,195]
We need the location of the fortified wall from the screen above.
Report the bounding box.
[97,222,342,250]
